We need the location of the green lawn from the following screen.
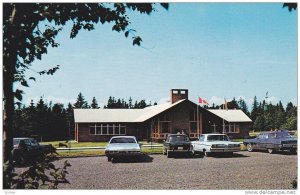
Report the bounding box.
[42,141,162,148]
[41,141,107,148]
[42,140,163,157]
[57,150,105,157]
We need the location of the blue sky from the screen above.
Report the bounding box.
[18,3,297,109]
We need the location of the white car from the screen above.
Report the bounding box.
[191,134,241,157]
[105,136,141,161]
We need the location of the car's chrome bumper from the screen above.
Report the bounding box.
[167,149,191,153]
[279,144,297,150]
[105,150,141,157]
[210,148,240,153]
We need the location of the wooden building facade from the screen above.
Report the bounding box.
[74,89,252,142]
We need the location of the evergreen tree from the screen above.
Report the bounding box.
[238,97,249,116]
[36,97,49,141]
[91,97,99,109]
[278,101,285,113]
[134,101,138,108]
[128,97,133,108]
[253,115,265,131]
[21,100,37,138]
[263,112,274,131]
[66,103,74,140]
[272,101,286,129]
[116,99,122,108]
[286,102,297,118]
[105,96,114,108]
[13,103,25,137]
[50,103,68,140]
[286,102,294,115]
[74,92,89,108]
[135,100,147,108]
[228,97,239,109]
[250,96,259,122]
[282,116,297,130]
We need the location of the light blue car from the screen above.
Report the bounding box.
[191,134,241,157]
[105,136,141,161]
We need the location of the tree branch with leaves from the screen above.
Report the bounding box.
[3,3,168,189]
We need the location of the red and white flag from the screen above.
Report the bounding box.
[198,97,209,105]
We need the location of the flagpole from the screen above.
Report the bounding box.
[197,96,199,137]
[197,103,199,136]
[223,98,225,133]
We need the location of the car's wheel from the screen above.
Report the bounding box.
[268,148,274,154]
[204,151,210,157]
[17,155,26,166]
[167,151,172,158]
[191,146,196,156]
[290,148,297,155]
[247,143,254,152]
[107,157,112,162]
[226,152,233,157]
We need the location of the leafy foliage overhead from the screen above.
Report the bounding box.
[3,3,168,102]
[283,3,297,12]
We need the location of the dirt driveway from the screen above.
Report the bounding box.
[17,151,297,189]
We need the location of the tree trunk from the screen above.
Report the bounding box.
[3,5,18,188]
[3,59,15,163]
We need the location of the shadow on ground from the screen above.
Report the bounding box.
[164,153,204,159]
[251,150,297,156]
[165,152,249,159]
[111,154,153,163]
[211,152,250,158]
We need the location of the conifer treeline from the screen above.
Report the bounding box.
[13,92,155,141]
[13,93,297,141]
[205,96,297,131]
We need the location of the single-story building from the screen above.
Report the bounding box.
[74,89,252,142]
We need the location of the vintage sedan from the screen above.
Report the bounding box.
[162,134,192,158]
[243,130,297,154]
[13,137,53,166]
[191,134,241,157]
[105,136,141,161]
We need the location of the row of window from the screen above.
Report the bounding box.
[222,124,240,133]
[89,124,126,135]
[211,124,240,133]
[153,121,199,134]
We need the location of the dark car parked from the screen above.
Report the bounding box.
[243,130,297,154]
[162,134,192,158]
[13,138,53,166]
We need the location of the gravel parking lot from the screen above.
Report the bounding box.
[17,151,297,189]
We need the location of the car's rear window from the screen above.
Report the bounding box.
[168,135,190,142]
[207,135,229,141]
[110,138,136,143]
[270,132,292,138]
[13,139,20,145]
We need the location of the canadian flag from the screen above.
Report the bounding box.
[198,97,209,105]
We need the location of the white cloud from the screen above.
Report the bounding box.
[157,96,170,104]
[208,96,224,106]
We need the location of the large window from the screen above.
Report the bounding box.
[89,124,126,135]
[222,124,240,133]
[89,126,96,135]
[160,122,171,133]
